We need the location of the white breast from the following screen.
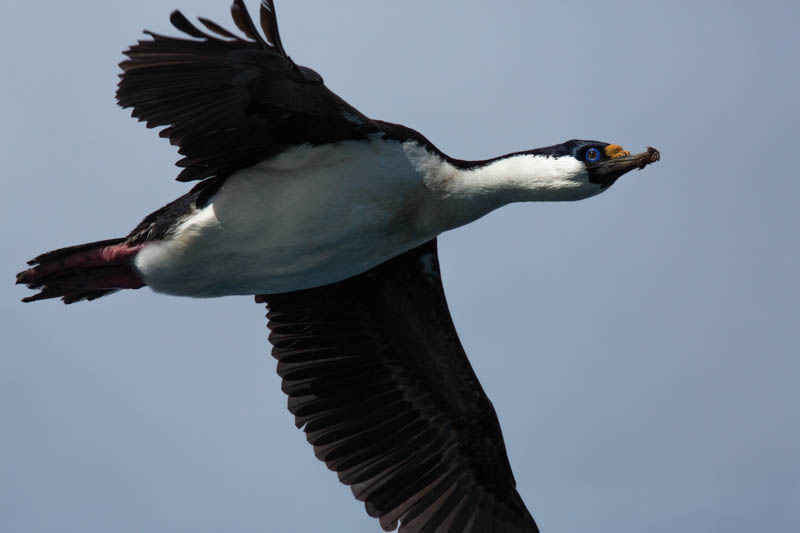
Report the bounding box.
[134,135,437,296]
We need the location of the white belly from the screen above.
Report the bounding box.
[134,136,436,296]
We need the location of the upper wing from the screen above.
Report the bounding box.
[258,239,539,532]
[117,0,381,182]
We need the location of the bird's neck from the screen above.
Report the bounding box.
[403,142,595,232]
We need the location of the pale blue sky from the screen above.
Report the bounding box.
[2,1,798,532]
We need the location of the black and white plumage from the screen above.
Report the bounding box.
[16,1,660,530]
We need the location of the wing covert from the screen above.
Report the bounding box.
[258,239,539,532]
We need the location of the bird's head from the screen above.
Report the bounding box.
[522,139,661,200]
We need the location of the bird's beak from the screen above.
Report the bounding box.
[589,146,661,186]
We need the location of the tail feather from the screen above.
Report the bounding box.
[17,239,147,304]
[24,238,127,267]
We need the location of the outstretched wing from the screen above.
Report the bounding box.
[117,0,381,182]
[258,239,539,532]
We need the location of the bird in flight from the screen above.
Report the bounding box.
[16,1,660,531]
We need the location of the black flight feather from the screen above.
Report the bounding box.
[168,10,209,39]
[197,17,240,40]
[259,0,287,57]
[258,239,539,532]
[230,0,267,46]
[117,0,383,182]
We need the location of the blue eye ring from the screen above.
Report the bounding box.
[585,147,602,163]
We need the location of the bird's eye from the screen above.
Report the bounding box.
[585,148,601,163]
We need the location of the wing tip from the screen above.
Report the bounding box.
[126,2,287,51]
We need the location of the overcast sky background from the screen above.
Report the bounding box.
[2,1,798,532]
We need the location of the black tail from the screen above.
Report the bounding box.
[16,238,146,304]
